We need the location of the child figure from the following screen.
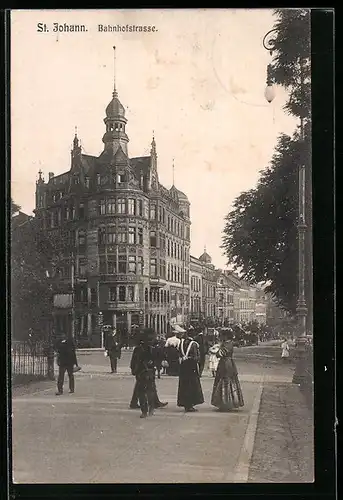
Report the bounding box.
[208,343,220,377]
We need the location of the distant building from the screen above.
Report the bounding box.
[255,287,267,325]
[189,252,259,327]
[34,49,190,346]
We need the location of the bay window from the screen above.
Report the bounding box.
[128,256,136,274]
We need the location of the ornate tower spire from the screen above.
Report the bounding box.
[37,169,44,184]
[73,126,79,149]
[102,46,129,156]
[151,131,156,156]
[71,127,82,168]
[113,45,118,98]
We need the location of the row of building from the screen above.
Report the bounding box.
[24,49,269,347]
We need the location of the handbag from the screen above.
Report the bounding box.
[161,360,169,368]
[104,350,108,357]
[73,365,81,373]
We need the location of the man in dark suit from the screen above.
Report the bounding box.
[55,334,78,395]
[130,331,157,418]
[105,328,121,373]
[129,329,168,410]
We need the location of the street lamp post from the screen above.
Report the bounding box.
[262,28,308,383]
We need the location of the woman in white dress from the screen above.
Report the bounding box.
[208,343,220,377]
[281,338,290,361]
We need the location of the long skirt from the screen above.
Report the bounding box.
[211,358,244,411]
[166,347,180,376]
[177,359,204,408]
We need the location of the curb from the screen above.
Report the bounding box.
[232,376,264,483]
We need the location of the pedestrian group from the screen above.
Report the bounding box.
[129,326,244,419]
[53,326,245,419]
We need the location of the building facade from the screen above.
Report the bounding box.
[34,51,190,346]
[189,252,258,327]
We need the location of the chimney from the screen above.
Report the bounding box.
[48,172,54,180]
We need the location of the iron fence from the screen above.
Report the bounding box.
[11,340,54,381]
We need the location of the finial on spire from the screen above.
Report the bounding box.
[38,169,43,180]
[73,127,79,148]
[151,131,156,154]
[172,158,175,186]
[204,245,207,253]
[112,46,118,98]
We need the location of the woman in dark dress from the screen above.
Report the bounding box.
[177,330,204,412]
[211,328,244,412]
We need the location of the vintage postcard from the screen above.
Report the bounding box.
[10,8,317,486]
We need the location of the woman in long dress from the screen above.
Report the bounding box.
[177,330,204,412]
[211,328,244,412]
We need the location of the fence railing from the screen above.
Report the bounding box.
[11,340,54,382]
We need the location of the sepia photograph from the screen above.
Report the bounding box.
[10,8,315,485]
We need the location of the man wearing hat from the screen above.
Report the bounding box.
[129,329,159,418]
[129,329,168,410]
[104,327,121,373]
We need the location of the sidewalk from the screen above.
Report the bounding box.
[248,383,314,483]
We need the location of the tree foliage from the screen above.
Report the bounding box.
[269,9,311,123]
[222,9,312,315]
[223,134,301,312]
[11,216,57,340]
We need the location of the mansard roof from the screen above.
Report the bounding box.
[80,154,97,174]
[130,156,151,177]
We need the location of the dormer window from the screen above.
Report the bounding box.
[117,173,126,184]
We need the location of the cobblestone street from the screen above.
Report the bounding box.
[12,346,314,484]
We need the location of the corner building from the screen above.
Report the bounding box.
[34,52,191,346]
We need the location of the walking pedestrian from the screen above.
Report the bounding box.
[281,338,290,361]
[55,334,79,395]
[129,331,168,410]
[210,328,244,412]
[130,330,157,418]
[105,328,121,373]
[177,329,204,412]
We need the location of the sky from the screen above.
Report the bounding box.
[11,9,297,268]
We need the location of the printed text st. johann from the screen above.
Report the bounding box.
[37,23,158,33]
